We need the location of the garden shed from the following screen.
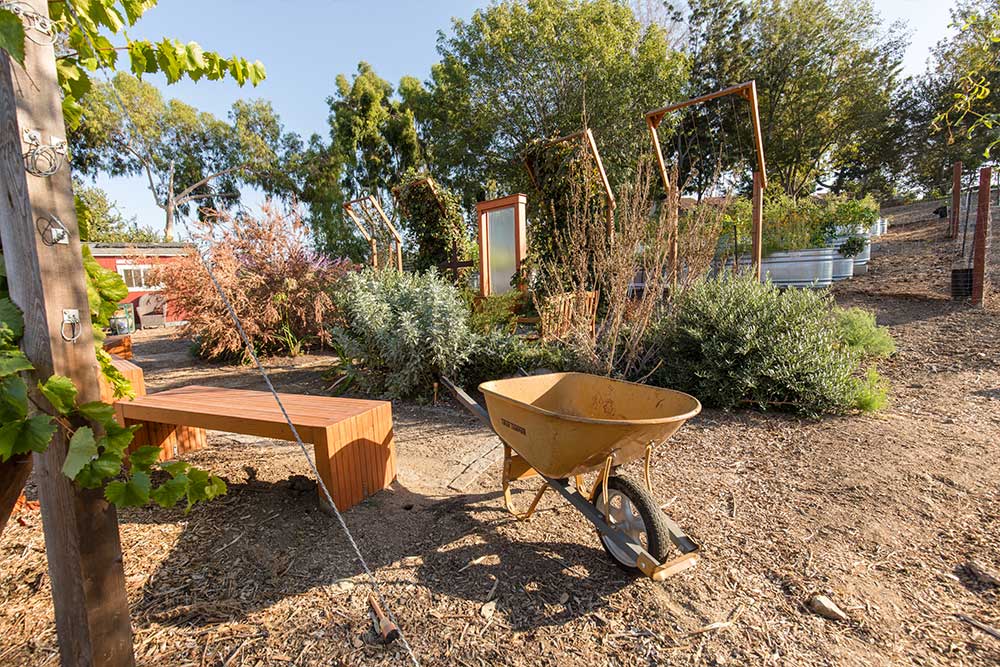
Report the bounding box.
[86,242,193,328]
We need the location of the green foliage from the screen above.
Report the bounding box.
[687,0,905,197]
[0,8,25,66]
[461,330,564,393]
[401,0,688,207]
[468,291,522,334]
[75,180,159,242]
[41,0,264,129]
[395,171,469,271]
[331,268,475,399]
[833,307,896,358]
[646,275,888,415]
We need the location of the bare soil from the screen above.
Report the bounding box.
[2,212,999,666]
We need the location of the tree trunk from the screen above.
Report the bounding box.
[164,200,174,242]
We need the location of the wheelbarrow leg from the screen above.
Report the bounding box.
[502,444,547,520]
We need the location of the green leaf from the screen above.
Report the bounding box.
[0,414,58,460]
[0,419,20,461]
[150,474,188,508]
[39,375,78,416]
[0,375,28,422]
[160,460,189,477]
[0,8,26,67]
[0,350,33,377]
[103,421,140,455]
[62,426,98,479]
[75,450,123,488]
[76,400,117,425]
[0,298,24,340]
[17,414,57,455]
[127,445,161,472]
[105,470,151,507]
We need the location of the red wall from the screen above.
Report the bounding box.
[94,254,186,324]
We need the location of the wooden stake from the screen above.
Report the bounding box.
[0,1,134,663]
[951,161,962,239]
[972,166,991,307]
[751,171,764,280]
[0,454,32,536]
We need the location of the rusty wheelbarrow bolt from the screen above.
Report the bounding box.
[368,592,400,644]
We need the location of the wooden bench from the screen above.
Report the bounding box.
[116,385,396,512]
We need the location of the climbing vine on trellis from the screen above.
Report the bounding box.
[394,170,469,272]
[523,137,609,266]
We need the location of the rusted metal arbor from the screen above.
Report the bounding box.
[645,81,768,282]
[343,195,403,271]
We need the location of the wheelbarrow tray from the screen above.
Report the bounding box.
[479,372,701,479]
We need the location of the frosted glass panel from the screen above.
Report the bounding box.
[488,206,516,294]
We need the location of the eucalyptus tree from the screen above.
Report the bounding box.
[70,73,296,240]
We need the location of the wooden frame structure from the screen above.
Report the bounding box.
[645,81,768,281]
[476,194,528,297]
[343,195,403,271]
[525,128,616,236]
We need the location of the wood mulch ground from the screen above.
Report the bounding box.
[1,209,999,666]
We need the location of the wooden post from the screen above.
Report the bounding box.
[0,1,135,664]
[751,171,764,280]
[0,454,32,536]
[972,166,991,307]
[952,161,962,239]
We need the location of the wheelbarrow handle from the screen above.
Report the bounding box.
[439,375,493,430]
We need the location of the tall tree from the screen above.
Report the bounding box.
[74,179,159,242]
[685,0,906,197]
[897,0,1000,193]
[70,73,296,240]
[329,62,423,218]
[401,0,689,207]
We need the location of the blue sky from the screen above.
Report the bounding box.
[93,0,957,230]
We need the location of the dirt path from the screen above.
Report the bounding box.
[1,213,998,666]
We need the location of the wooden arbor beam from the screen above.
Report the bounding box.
[645,81,768,283]
[0,1,134,663]
[524,128,616,237]
[343,203,377,268]
[344,196,403,271]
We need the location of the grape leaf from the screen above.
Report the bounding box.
[103,421,140,455]
[160,460,189,477]
[16,414,58,455]
[105,470,151,507]
[127,445,162,472]
[0,419,21,461]
[76,400,117,425]
[150,474,188,508]
[0,375,28,422]
[75,450,123,488]
[0,297,24,339]
[0,8,26,67]
[0,350,33,377]
[39,375,78,416]
[62,426,98,479]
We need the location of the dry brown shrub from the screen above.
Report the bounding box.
[534,152,727,379]
[152,204,355,361]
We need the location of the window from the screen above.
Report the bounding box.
[117,264,161,291]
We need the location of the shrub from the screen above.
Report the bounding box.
[468,291,522,334]
[331,268,475,399]
[394,170,471,272]
[833,307,896,357]
[646,275,886,414]
[461,330,564,392]
[154,205,353,361]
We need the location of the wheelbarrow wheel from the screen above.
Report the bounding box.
[593,475,671,572]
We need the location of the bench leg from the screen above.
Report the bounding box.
[124,419,207,462]
[313,427,341,514]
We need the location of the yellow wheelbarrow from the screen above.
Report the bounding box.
[441,372,702,581]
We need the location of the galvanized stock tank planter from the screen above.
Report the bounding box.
[829,236,856,281]
[760,247,837,288]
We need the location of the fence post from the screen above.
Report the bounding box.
[0,1,135,664]
[751,171,764,280]
[951,161,962,239]
[972,166,991,307]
